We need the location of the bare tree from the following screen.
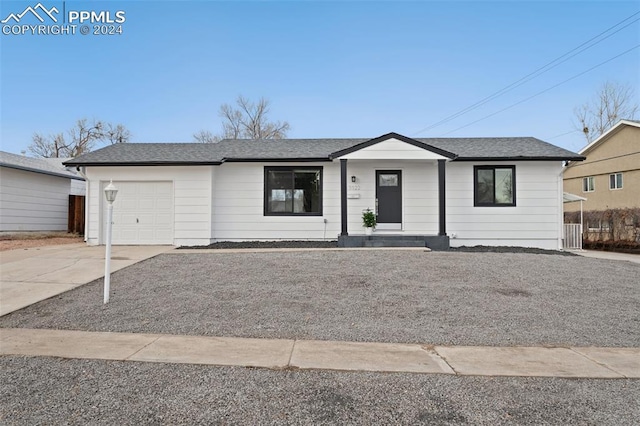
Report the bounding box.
[28,118,130,158]
[193,130,219,144]
[104,123,131,145]
[219,102,245,139]
[574,81,639,143]
[195,96,290,143]
[29,133,66,158]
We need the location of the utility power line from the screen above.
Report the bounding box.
[548,130,580,140]
[438,44,640,136]
[412,10,640,136]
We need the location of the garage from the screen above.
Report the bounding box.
[103,181,174,245]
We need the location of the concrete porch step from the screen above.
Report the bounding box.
[363,239,426,248]
[365,234,426,240]
[339,234,450,250]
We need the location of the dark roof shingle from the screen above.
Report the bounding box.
[64,134,584,166]
[422,137,582,160]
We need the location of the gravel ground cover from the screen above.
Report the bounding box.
[1,356,638,425]
[178,240,575,256]
[447,246,577,256]
[179,240,339,249]
[2,251,638,347]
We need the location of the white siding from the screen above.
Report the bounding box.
[211,160,563,248]
[70,179,86,196]
[84,166,212,246]
[0,167,72,231]
[81,159,565,250]
[342,160,439,235]
[211,160,441,241]
[212,162,337,240]
[446,161,564,249]
[340,138,449,160]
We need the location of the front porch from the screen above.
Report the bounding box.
[334,134,455,249]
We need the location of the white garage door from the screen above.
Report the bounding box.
[103,181,174,245]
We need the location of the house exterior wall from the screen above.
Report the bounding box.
[84,166,213,246]
[340,138,449,161]
[212,159,561,248]
[212,162,339,240]
[342,160,440,235]
[211,160,441,241]
[446,161,564,250]
[70,179,86,196]
[0,167,73,231]
[564,125,640,212]
[82,159,564,249]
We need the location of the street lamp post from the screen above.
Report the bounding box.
[103,180,118,304]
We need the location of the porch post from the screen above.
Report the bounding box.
[438,159,446,236]
[340,159,348,236]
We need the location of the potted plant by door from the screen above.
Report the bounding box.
[362,208,376,235]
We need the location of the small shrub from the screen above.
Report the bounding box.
[362,208,376,228]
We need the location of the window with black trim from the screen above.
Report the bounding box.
[474,165,516,207]
[264,167,322,215]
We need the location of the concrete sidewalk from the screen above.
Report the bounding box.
[2,245,637,380]
[2,328,638,378]
[0,244,173,316]
[573,249,640,264]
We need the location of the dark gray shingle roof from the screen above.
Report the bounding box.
[63,143,226,165]
[1,151,84,180]
[421,137,582,160]
[64,134,583,166]
[217,138,370,159]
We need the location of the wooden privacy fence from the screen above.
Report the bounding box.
[563,223,582,250]
[68,195,85,234]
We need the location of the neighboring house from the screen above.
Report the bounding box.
[64,132,582,250]
[0,151,86,232]
[564,119,639,212]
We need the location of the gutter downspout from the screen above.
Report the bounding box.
[558,164,566,250]
[76,166,89,243]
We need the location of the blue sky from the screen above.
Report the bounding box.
[1,0,639,155]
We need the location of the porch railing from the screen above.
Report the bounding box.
[563,223,583,250]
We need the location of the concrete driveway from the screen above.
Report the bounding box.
[0,244,173,316]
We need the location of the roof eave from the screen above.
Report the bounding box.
[63,161,223,167]
[1,162,85,180]
[578,119,640,155]
[65,158,333,166]
[453,156,586,162]
[222,157,331,163]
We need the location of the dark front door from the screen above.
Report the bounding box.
[376,170,402,224]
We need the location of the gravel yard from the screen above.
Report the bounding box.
[1,356,638,425]
[2,250,638,347]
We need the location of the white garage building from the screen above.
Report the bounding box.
[1,151,86,232]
